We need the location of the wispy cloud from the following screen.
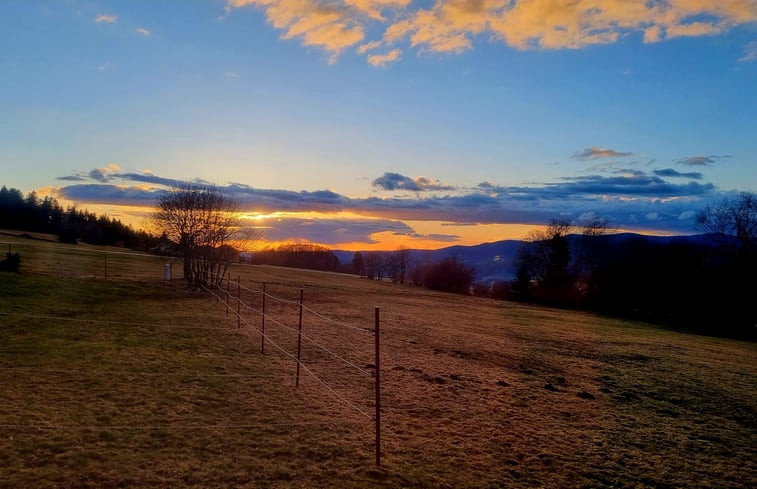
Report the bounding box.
[677,155,730,166]
[653,168,703,180]
[372,172,455,191]
[357,40,383,54]
[56,175,87,182]
[367,48,402,67]
[97,62,116,72]
[137,27,151,36]
[94,13,117,23]
[573,146,633,161]
[739,41,757,62]
[225,71,240,78]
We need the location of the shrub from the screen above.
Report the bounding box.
[0,252,20,272]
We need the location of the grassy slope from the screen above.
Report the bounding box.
[0,237,755,488]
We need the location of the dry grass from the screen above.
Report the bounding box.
[1,235,755,488]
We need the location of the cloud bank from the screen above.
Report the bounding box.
[54,163,731,243]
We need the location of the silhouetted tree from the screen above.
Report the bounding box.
[697,191,756,251]
[417,256,475,294]
[364,252,391,280]
[352,251,365,276]
[390,247,412,284]
[519,219,573,291]
[152,185,239,286]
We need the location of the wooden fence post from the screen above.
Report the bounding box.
[375,306,381,468]
[261,282,266,354]
[226,277,230,316]
[295,288,304,387]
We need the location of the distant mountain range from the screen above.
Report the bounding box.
[334,233,725,283]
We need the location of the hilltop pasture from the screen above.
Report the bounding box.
[0,235,755,488]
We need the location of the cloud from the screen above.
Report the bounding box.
[261,216,414,244]
[383,0,757,54]
[677,155,730,166]
[225,1,757,62]
[56,175,87,182]
[87,163,122,183]
[97,62,116,72]
[225,0,368,61]
[57,184,161,206]
[94,13,117,23]
[137,27,151,36]
[344,0,412,21]
[372,172,455,191]
[739,41,757,62]
[573,146,633,161]
[55,165,727,235]
[678,210,696,220]
[367,48,402,66]
[357,40,383,54]
[225,71,240,78]
[424,233,461,242]
[653,168,703,180]
[549,173,715,197]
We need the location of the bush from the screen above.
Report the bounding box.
[416,257,475,294]
[0,252,20,272]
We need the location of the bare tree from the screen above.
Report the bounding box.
[364,252,391,280]
[697,191,757,250]
[152,184,239,286]
[352,251,365,276]
[524,219,573,289]
[390,247,413,284]
[574,214,611,278]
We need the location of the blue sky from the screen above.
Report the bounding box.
[1,1,756,249]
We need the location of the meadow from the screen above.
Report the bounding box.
[0,232,755,488]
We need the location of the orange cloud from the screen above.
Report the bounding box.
[227,0,757,60]
[391,0,757,52]
[344,0,411,21]
[357,40,383,54]
[385,0,501,53]
[367,48,402,67]
[226,0,366,60]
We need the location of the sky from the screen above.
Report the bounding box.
[1,0,756,250]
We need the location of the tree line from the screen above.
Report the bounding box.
[351,249,475,294]
[501,193,756,339]
[0,186,154,249]
[248,243,340,272]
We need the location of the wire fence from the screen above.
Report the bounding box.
[1,242,384,466]
[1,240,181,281]
[203,273,383,465]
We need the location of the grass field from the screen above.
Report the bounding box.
[1,234,755,488]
